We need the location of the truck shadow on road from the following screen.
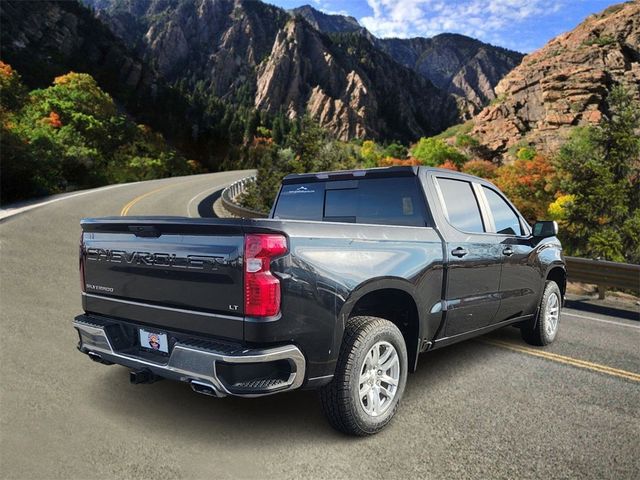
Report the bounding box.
[85,328,522,444]
[196,189,222,218]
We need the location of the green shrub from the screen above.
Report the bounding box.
[583,36,616,47]
[383,142,408,159]
[411,137,467,167]
[515,146,537,161]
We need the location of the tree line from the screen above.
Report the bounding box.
[1,60,637,263]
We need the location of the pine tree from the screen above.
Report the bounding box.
[244,109,259,142]
[272,112,285,145]
[557,86,640,262]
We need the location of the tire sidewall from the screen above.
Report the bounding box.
[538,281,561,344]
[347,323,408,434]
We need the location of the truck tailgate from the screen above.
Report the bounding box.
[80,218,247,339]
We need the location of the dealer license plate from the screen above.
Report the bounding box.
[139,328,169,354]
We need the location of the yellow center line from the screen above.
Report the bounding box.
[479,338,640,383]
[120,183,183,216]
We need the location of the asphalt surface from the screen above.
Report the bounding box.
[1,171,639,479]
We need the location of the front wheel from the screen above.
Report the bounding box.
[320,316,408,436]
[521,280,562,346]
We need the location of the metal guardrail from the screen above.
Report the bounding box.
[565,256,640,298]
[220,176,269,218]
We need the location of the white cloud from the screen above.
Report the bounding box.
[320,7,352,17]
[313,0,351,17]
[360,0,569,50]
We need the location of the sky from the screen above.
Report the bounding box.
[268,0,620,52]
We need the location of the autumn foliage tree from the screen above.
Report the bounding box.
[0,65,197,203]
[377,157,421,166]
[461,159,498,179]
[360,140,384,167]
[493,154,557,222]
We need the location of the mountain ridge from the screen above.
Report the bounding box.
[291,4,524,115]
[2,0,529,146]
[82,0,461,141]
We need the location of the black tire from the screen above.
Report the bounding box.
[521,281,562,346]
[319,316,408,436]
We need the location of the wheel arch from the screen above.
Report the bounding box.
[337,278,423,372]
[546,264,567,300]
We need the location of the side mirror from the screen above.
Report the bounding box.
[533,220,558,238]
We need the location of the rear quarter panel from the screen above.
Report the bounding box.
[245,219,444,380]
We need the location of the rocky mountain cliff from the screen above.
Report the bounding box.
[255,18,457,140]
[3,0,525,144]
[292,5,523,115]
[85,0,289,100]
[83,0,459,141]
[378,35,523,116]
[469,1,640,159]
[291,5,362,34]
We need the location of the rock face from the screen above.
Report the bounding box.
[254,19,373,139]
[85,0,289,99]
[255,18,457,140]
[291,5,362,34]
[470,2,640,159]
[292,6,523,116]
[84,0,458,141]
[378,34,523,116]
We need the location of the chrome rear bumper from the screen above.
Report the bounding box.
[73,317,305,398]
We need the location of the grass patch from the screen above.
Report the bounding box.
[570,102,583,113]
[489,93,508,106]
[434,120,474,140]
[601,4,625,16]
[583,36,616,47]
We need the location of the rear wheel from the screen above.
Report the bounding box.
[320,316,408,436]
[521,281,561,346]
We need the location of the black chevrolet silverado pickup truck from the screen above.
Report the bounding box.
[74,166,565,435]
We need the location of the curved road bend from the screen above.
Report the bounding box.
[1,170,639,479]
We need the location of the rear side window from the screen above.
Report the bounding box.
[482,186,523,235]
[273,177,430,227]
[437,178,485,233]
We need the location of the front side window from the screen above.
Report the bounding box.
[482,186,522,235]
[437,178,485,233]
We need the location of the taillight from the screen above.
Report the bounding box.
[79,232,85,293]
[244,234,287,317]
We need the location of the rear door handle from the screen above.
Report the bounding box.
[503,247,514,256]
[451,247,468,258]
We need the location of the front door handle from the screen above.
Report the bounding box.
[503,247,514,256]
[451,247,468,258]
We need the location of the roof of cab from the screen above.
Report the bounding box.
[281,166,488,185]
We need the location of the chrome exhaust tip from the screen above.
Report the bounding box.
[87,351,114,365]
[190,380,222,397]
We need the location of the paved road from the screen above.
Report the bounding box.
[1,172,639,479]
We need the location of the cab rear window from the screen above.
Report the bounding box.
[273,177,431,227]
